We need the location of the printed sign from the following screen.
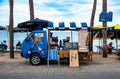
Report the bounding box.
[99,11,113,22]
[69,50,79,67]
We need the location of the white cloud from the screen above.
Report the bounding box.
[0,0,119,27]
[0,5,9,26]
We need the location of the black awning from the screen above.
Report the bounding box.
[17,18,51,29]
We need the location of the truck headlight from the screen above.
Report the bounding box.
[27,51,31,55]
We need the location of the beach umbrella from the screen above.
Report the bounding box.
[13,27,32,32]
[93,24,102,28]
[92,24,103,39]
[113,24,120,30]
[17,18,51,30]
[92,24,120,39]
[112,24,120,50]
[108,24,120,39]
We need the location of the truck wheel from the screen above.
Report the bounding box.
[30,54,42,65]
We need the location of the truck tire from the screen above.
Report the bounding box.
[30,54,42,65]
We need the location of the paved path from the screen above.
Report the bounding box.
[0,53,120,79]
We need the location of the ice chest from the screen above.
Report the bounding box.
[49,49,57,60]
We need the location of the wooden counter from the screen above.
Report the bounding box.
[57,50,69,58]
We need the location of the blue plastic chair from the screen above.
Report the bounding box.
[47,22,54,29]
[47,49,60,67]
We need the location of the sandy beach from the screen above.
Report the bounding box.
[0,52,119,67]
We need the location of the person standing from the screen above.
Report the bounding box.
[2,40,8,51]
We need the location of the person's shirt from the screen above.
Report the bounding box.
[3,42,7,46]
[107,44,113,49]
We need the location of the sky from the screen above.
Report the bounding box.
[0,0,120,28]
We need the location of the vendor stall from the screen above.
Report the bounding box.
[47,22,92,62]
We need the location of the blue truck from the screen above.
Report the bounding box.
[21,29,80,65]
[21,30,48,65]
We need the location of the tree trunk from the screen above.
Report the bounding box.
[89,0,97,52]
[29,0,34,20]
[9,0,14,58]
[102,0,108,58]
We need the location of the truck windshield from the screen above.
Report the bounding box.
[27,32,44,42]
[34,33,43,41]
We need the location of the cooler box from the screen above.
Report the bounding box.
[49,49,57,60]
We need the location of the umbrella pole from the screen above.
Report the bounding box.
[116,38,118,52]
[99,38,100,54]
[116,33,119,52]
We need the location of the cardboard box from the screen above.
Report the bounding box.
[69,50,79,67]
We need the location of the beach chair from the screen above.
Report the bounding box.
[16,45,21,51]
[0,44,7,56]
[16,46,21,51]
[16,41,21,51]
[96,46,103,54]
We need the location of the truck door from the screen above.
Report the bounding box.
[28,32,45,53]
[21,31,48,58]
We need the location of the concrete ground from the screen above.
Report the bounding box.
[0,52,120,79]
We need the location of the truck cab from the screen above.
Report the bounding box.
[21,30,48,65]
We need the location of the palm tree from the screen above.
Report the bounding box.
[9,0,14,58]
[102,0,107,57]
[89,0,97,52]
[29,0,34,20]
